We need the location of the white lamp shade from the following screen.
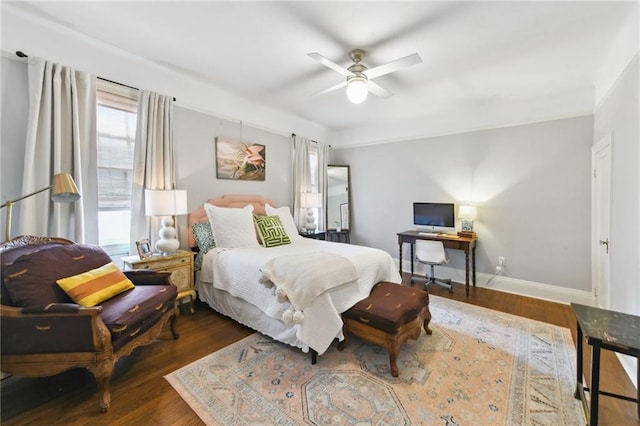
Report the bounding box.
[145,189,188,217]
[458,205,477,220]
[346,78,368,104]
[301,192,322,208]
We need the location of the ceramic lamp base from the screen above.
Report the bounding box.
[156,216,180,254]
[305,209,316,233]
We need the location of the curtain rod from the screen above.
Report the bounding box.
[16,51,176,102]
[292,133,316,141]
[291,133,330,147]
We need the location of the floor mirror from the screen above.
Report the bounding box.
[326,165,350,242]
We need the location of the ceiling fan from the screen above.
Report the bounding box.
[308,49,422,104]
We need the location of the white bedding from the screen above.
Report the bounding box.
[198,238,401,354]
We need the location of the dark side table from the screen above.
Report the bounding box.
[571,303,640,425]
[326,230,350,243]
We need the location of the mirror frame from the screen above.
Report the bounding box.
[326,164,351,231]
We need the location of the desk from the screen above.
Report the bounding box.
[397,230,477,295]
[571,303,640,425]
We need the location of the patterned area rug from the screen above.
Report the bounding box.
[165,296,585,425]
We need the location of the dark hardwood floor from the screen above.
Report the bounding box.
[1,276,638,425]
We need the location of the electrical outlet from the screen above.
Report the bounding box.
[498,256,505,266]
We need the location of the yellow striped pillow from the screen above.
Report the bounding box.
[56,262,134,307]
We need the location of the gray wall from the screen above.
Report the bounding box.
[173,106,292,247]
[593,55,639,317]
[333,115,593,292]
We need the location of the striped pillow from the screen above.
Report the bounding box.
[254,215,291,248]
[56,262,134,307]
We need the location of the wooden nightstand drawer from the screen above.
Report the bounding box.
[135,256,191,271]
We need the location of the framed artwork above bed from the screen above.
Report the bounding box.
[215,137,266,181]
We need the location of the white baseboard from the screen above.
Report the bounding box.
[398,260,594,306]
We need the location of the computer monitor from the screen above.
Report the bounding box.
[413,202,455,233]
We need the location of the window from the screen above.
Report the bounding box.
[309,144,319,193]
[308,144,322,231]
[96,82,138,258]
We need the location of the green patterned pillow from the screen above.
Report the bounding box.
[254,215,291,248]
[192,222,216,270]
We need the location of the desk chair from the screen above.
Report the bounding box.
[412,240,453,293]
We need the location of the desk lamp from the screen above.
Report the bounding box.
[458,205,477,238]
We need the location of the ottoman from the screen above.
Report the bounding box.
[339,281,432,377]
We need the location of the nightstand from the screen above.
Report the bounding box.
[326,230,350,243]
[300,231,325,240]
[121,250,196,313]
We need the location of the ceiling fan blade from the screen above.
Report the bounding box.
[312,80,348,97]
[307,52,352,76]
[363,53,422,80]
[367,81,393,98]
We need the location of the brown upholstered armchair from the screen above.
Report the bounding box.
[0,236,179,412]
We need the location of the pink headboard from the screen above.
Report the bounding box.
[187,194,277,248]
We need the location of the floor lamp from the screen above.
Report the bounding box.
[0,173,81,242]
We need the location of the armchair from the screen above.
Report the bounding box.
[0,236,178,412]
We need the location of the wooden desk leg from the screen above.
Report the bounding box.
[398,242,403,275]
[591,343,601,426]
[410,243,415,276]
[464,251,470,296]
[472,245,476,286]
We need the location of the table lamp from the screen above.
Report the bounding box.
[458,205,477,237]
[145,189,188,254]
[301,192,322,234]
[1,173,81,241]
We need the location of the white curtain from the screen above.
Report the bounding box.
[129,90,175,254]
[19,57,98,243]
[292,134,313,230]
[292,134,329,231]
[316,142,330,232]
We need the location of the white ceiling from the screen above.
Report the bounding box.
[4,1,638,143]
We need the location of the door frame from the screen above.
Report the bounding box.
[591,133,612,308]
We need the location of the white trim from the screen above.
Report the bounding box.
[397,259,594,306]
[591,133,613,309]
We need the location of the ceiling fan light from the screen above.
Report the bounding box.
[346,78,368,104]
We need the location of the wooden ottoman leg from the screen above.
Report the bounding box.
[387,339,400,378]
[423,308,433,335]
[338,319,348,351]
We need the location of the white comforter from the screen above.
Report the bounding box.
[200,238,401,354]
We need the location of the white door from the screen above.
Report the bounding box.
[592,134,612,309]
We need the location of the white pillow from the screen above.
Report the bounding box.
[204,203,259,248]
[265,203,302,241]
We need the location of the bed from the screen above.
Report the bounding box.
[189,194,401,356]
